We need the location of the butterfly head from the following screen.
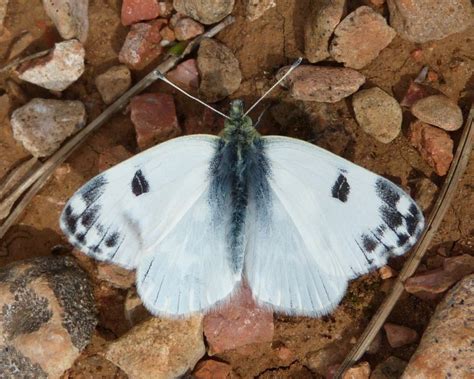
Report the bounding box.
[228,99,245,120]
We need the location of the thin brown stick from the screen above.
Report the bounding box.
[335,106,474,378]
[0,49,51,74]
[0,15,235,240]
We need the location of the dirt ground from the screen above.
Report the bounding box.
[0,1,473,378]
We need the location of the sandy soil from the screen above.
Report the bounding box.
[0,1,473,378]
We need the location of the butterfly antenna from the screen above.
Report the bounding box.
[155,71,231,120]
[243,57,303,118]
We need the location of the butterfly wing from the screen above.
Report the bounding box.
[61,135,239,316]
[245,136,425,316]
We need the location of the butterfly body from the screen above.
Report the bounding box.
[61,99,424,317]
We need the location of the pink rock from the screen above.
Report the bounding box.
[203,284,274,354]
[160,25,175,44]
[130,93,181,150]
[326,361,371,379]
[379,265,397,280]
[119,20,167,70]
[400,81,429,107]
[411,95,463,131]
[193,359,232,379]
[121,0,160,26]
[384,323,418,348]
[408,120,453,176]
[174,17,204,41]
[166,59,199,90]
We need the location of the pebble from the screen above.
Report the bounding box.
[0,93,10,121]
[405,254,474,298]
[18,39,85,91]
[203,284,274,354]
[159,25,175,44]
[96,262,135,289]
[174,17,204,40]
[95,65,132,105]
[400,81,429,108]
[411,95,463,131]
[379,265,397,280]
[383,323,418,348]
[0,256,97,378]
[408,120,453,176]
[197,38,242,103]
[352,87,402,143]
[412,177,438,212]
[173,0,235,24]
[11,98,87,157]
[193,359,232,379]
[280,65,365,103]
[387,0,473,43]
[330,6,396,69]
[130,93,181,150]
[402,274,474,378]
[7,31,35,60]
[304,0,345,63]
[98,145,133,171]
[166,58,199,90]
[246,0,276,21]
[42,0,89,42]
[105,315,205,379]
[371,356,407,379]
[158,1,173,17]
[121,0,160,26]
[119,20,166,70]
[327,361,371,379]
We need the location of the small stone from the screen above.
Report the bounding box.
[42,0,89,42]
[280,65,365,103]
[174,17,204,40]
[173,0,235,25]
[327,361,371,379]
[203,284,274,354]
[304,0,345,63]
[158,1,173,17]
[352,87,402,143]
[105,315,205,379]
[121,0,160,26]
[405,254,474,298]
[379,265,397,280]
[124,288,152,327]
[0,256,97,378]
[371,356,407,379]
[408,121,453,176]
[96,263,135,289]
[11,98,87,157]
[387,0,473,43]
[98,145,133,171]
[7,31,35,60]
[383,323,418,348]
[402,274,474,378]
[193,359,232,379]
[18,39,85,91]
[0,93,10,121]
[411,95,463,131]
[119,20,166,70]
[95,65,132,104]
[426,70,439,83]
[166,58,199,90]
[246,0,276,21]
[330,6,396,69]
[130,93,181,150]
[274,345,295,363]
[400,81,429,108]
[159,25,175,44]
[412,177,438,212]
[197,38,242,103]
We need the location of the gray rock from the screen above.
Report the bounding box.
[304,0,345,63]
[411,95,463,131]
[387,0,473,43]
[413,177,438,212]
[11,98,87,157]
[0,256,97,378]
[371,356,407,379]
[246,0,276,21]
[402,274,474,378]
[18,39,85,91]
[279,65,365,103]
[173,0,235,24]
[42,0,89,42]
[330,6,396,69]
[352,87,402,143]
[95,65,132,105]
[197,38,242,103]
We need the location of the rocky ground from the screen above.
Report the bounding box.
[0,0,473,378]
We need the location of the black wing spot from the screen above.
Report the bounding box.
[81,205,100,228]
[397,233,410,247]
[406,204,422,235]
[105,232,120,248]
[64,213,78,234]
[376,178,400,207]
[362,234,378,253]
[82,176,107,205]
[380,205,403,229]
[332,173,350,203]
[131,169,150,196]
[76,233,86,244]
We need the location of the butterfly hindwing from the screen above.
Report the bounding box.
[245,136,425,316]
[60,135,240,316]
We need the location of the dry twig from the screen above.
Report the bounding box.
[335,106,474,378]
[0,15,235,240]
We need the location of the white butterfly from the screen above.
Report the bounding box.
[60,64,424,318]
